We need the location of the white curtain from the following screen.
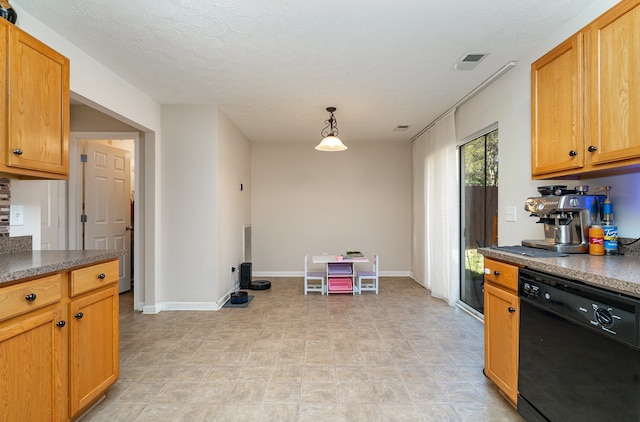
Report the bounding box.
[412,110,460,306]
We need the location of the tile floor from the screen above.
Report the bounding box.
[81,277,524,421]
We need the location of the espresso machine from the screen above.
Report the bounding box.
[521,185,605,253]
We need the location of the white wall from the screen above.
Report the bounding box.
[8,180,41,244]
[455,0,640,246]
[159,105,218,305]
[251,141,412,275]
[154,105,251,310]
[217,111,252,298]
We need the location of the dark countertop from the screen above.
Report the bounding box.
[480,247,640,298]
[0,250,123,284]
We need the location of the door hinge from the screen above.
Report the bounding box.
[80,214,87,223]
[80,154,87,163]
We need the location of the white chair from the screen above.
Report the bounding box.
[304,254,325,295]
[357,254,379,294]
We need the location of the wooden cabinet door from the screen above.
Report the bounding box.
[0,21,6,160]
[6,24,69,176]
[68,286,119,417]
[0,307,63,422]
[484,283,519,404]
[589,0,640,166]
[531,34,585,177]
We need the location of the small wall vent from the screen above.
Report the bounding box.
[452,53,488,70]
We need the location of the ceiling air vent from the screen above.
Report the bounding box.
[451,53,488,70]
[394,125,410,131]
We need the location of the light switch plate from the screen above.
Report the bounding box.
[10,205,24,226]
[505,206,517,222]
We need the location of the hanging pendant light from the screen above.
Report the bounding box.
[315,107,347,151]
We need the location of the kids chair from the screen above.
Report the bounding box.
[304,254,325,295]
[357,253,379,294]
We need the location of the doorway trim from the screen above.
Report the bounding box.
[69,131,143,310]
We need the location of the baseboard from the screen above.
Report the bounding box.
[142,301,222,313]
[252,270,412,277]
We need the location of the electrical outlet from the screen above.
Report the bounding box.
[505,206,517,222]
[10,205,24,226]
[230,266,236,275]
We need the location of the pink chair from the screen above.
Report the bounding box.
[304,254,325,295]
[357,254,379,294]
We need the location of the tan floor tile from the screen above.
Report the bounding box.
[263,381,302,403]
[82,278,525,421]
[298,403,341,421]
[220,404,264,421]
[261,405,299,421]
[271,364,304,382]
[365,366,403,382]
[112,382,164,403]
[339,403,381,421]
[301,382,338,404]
[276,350,305,366]
[337,381,375,404]
[370,382,412,404]
[188,381,232,404]
[335,365,369,383]
[334,350,364,366]
[377,404,426,421]
[237,365,274,382]
[153,382,199,403]
[226,382,267,404]
[133,403,182,421]
[172,404,225,422]
[404,381,448,404]
[79,403,146,421]
[305,349,334,365]
[413,403,462,421]
[303,364,336,382]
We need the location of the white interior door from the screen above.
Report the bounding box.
[84,142,131,293]
[40,180,66,250]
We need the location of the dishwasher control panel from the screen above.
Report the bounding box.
[519,268,640,348]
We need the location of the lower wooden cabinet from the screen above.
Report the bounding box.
[484,258,520,405]
[0,306,64,421]
[69,285,119,417]
[0,258,119,421]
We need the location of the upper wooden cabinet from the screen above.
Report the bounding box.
[588,1,640,167]
[0,18,70,179]
[531,0,640,179]
[531,34,585,177]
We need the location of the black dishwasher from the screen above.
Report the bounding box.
[518,268,640,422]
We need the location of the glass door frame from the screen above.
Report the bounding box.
[458,123,499,317]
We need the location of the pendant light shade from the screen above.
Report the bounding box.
[315,107,347,151]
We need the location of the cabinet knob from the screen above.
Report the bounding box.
[493,270,501,276]
[587,145,598,152]
[569,150,577,156]
[56,321,66,328]
[25,293,37,301]
[12,148,23,156]
[508,307,516,313]
[97,273,106,280]
[74,312,84,319]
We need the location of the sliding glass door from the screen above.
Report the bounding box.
[459,128,498,314]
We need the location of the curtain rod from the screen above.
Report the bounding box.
[410,60,517,142]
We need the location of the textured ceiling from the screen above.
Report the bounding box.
[13,0,598,144]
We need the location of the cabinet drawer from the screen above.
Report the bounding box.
[328,277,353,291]
[0,274,62,322]
[70,260,119,296]
[327,263,352,275]
[484,258,518,292]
